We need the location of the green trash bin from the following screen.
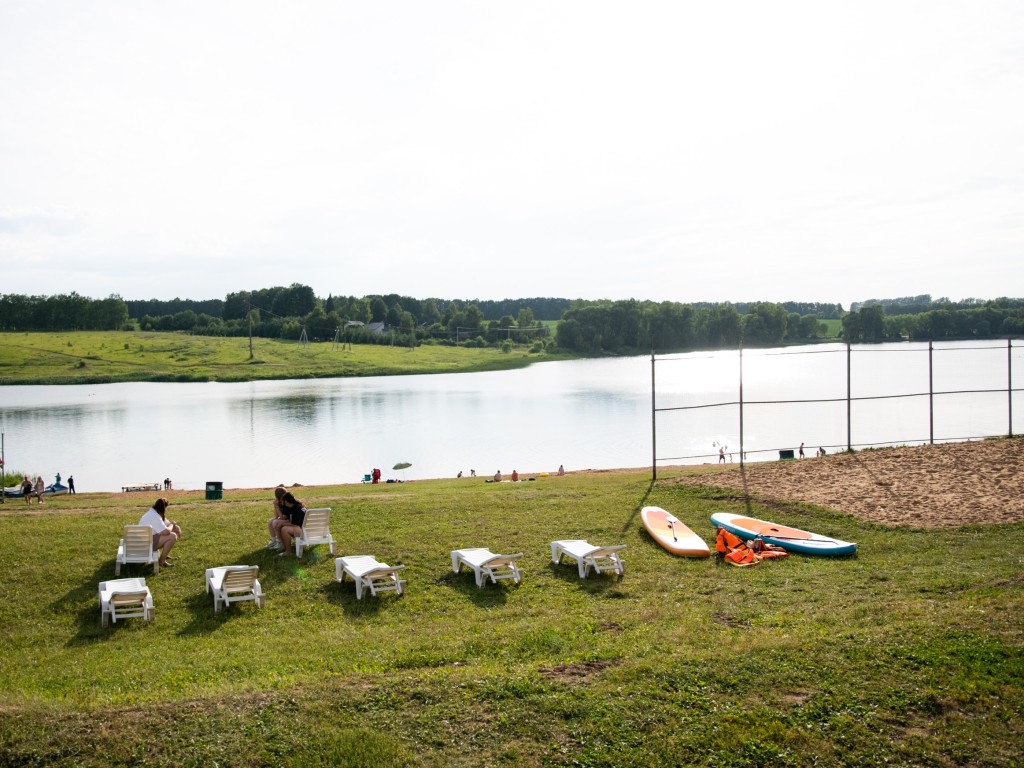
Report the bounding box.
[205,481,223,500]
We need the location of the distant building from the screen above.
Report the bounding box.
[343,320,387,336]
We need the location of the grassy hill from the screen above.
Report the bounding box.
[0,468,1020,766]
[0,331,572,385]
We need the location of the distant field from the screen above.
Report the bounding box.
[820,318,842,337]
[0,331,572,385]
[0,328,851,385]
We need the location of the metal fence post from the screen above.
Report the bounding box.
[739,344,745,467]
[651,348,657,481]
[1010,339,1014,438]
[846,342,852,452]
[929,340,935,445]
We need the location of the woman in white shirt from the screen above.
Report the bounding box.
[139,498,181,568]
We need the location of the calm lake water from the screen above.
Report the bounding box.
[1,341,1020,493]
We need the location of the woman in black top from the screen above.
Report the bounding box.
[277,492,306,557]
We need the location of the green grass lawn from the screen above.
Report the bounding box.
[819,319,842,338]
[0,331,572,384]
[1,470,1020,766]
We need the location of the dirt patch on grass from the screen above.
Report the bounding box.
[540,660,621,682]
[667,437,1024,529]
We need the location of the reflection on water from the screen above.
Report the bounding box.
[0,343,1019,492]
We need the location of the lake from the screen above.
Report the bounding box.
[1,341,1019,492]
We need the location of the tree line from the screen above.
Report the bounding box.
[841,297,1024,343]
[0,293,129,332]
[1,288,1020,353]
[555,300,829,352]
[559,297,1023,352]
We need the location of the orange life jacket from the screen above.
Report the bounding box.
[715,527,789,566]
[749,537,789,559]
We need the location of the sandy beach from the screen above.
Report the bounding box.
[666,437,1024,529]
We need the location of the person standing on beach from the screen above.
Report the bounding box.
[799,442,805,459]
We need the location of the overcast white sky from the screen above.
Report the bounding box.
[1,1,1021,309]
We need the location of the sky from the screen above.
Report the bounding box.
[1,1,1022,310]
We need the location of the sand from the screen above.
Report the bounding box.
[666,437,1024,529]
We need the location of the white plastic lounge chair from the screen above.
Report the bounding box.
[550,540,626,578]
[294,507,336,557]
[450,548,523,587]
[98,577,154,626]
[205,565,264,612]
[334,555,406,600]
[115,525,160,576]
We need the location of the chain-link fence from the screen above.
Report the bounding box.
[652,340,1022,477]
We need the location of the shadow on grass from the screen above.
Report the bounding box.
[61,559,158,645]
[738,463,755,516]
[176,590,242,636]
[436,571,516,606]
[545,561,627,594]
[635,525,715,563]
[203,546,322,589]
[173,546,330,636]
[622,477,657,534]
[318,579,394,617]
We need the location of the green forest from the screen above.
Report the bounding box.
[1,287,1022,354]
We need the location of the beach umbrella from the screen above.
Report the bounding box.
[393,461,411,480]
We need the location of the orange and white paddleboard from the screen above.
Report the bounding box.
[641,506,711,558]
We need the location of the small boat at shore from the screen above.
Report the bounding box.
[3,482,69,498]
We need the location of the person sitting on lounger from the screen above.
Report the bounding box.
[266,486,289,550]
[139,498,181,568]
[277,491,307,557]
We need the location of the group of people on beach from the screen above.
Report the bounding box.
[17,472,75,503]
[714,441,827,463]
[20,475,45,503]
[134,463,573,569]
[132,485,306,569]
[265,486,307,556]
[490,465,564,482]
[799,442,827,459]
